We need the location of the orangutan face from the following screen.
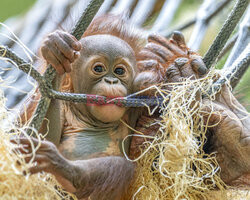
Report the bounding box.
[71,34,136,122]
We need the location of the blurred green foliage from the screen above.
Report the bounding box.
[0,0,35,22]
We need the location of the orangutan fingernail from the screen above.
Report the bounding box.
[175,57,188,68]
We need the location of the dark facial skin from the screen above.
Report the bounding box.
[71,35,136,123]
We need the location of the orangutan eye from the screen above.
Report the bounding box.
[92,63,106,74]
[114,67,125,76]
[94,65,104,73]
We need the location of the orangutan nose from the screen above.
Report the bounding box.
[104,77,119,84]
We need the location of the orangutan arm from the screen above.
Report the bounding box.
[19,31,81,145]
[201,85,250,184]
[12,137,134,200]
[69,157,134,199]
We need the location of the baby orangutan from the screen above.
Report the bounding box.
[17,16,143,200]
[16,15,210,199]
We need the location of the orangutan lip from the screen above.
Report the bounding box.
[86,94,125,106]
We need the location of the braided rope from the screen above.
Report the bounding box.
[207,44,250,96]
[0,46,164,107]
[203,0,248,69]
[0,46,50,96]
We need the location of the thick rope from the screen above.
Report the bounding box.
[203,0,249,69]
[0,46,164,107]
[0,46,50,96]
[207,44,250,95]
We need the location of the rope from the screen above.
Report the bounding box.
[203,0,249,69]
[207,43,250,95]
[0,45,165,108]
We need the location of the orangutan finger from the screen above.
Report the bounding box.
[12,145,30,154]
[29,162,49,174]
[137,59,159,71]
[181,64,198,79]
[144,43,174,62]
[174,57,189,68]
[11,137,51,150]
[57,31,81,51]
[10,137,38,146]
[138,49,165,63]
[191,57,207,76]
[43,50,65,75]
[148,34,185,55]
[25,154,49,164]
[23,155,33,163]
[134,71,159,91]
[41,44,63,73]
[174,57,197,79]
[171,31,186,47]
[49,44,71,73]
[53,35,75,63]
[240,137,250,146]
[165,64,182,83]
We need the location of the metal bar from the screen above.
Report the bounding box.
[162,18,196,38]
[162,0,230,38]
[96,0,114,16]
[217,33,238,61]
[188,0,230,51]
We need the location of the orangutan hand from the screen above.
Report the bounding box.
[11,137,94,193]
[41,30,82,75]
[134,31,207,91]
[202,85,250,184]
[11,137,73,175]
